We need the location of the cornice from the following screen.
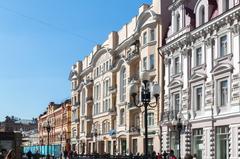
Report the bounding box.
[161,5,240,53]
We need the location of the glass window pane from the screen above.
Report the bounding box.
[220,35,227,57]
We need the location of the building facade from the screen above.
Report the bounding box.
[69,0,171,155]
[0,116,37,132]
[38,100,71,152]
[159,0,240,159]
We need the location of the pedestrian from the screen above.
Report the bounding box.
[26,150,33,159]
[4,149,15,159]
[184,154,193,159]
[157,152,162,159]
[169,150,177,159]
[193,154,197,159]
[64,149,68,159]
[162,151,168,159]
[33,150,40,159]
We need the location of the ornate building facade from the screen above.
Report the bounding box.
[159,0,240,159]
[38,100,72,152]
[69,0,171,155]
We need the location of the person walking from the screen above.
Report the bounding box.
[184,154,193,159]
[169,150,177,159]
[4,149,15,159]
[157,152,162,159]
[162,151,168,159]
[26,150,33,159]
[193,154,197,159]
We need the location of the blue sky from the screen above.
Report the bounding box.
[0,0,152,121]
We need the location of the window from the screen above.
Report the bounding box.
[103,79,109,97]
[143,57,147,70]
[220,80,228,106]
[143,32,147,45]
[176,14,180,32]
[199,6,205,25]
[174,57,180,74]
[196,87,202,111]
[96,67,99,77]
[148,138,154,154]
[103,63,106,72]
[106,61,109,71]
[132,139,138,155]
[196,47,202,66]
[174,94,180,118]
[120,109,125,125]
[150,29,155,41]
[81,120,84,132]
[102,121,109,134]
[81,89,86,115]
[149,54,154,70]
[220,35,228,57]
[216,126,229,159]
[193,129,203,159]
[94,84,101,101]
[147,113,154,126]
[120,67,126,102]
[223,0,229,12]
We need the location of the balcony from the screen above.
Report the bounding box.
[85,115,92,122]
[128,126,140,135]
[126,50,139,63]
[128,74,139,83]
[109,85,117,94]
[161,110,179,122]
[86,79,93,86]
[128,102,139,110]
[86,97,93,104]
[108,108,117,116]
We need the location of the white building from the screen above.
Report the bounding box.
[159,0,240,159]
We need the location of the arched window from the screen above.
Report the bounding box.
[120,67,126,102]
[120,109,125,125]
[199,6,205,25]
[176,13,180,32]
[81,89,85,115]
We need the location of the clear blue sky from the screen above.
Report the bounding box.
[0,0,152,121]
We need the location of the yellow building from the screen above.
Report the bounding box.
[69,0,171,155]
[38,100,72,152]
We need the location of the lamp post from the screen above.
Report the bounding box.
[171,112,188,159]
[130,71,160,158]
[43,120,53,159]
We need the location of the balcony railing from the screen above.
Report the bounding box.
[86,79,93,86]
[126,50,139,62]
[128,74,139,83]
[161,110,179,122]
[109,85,117,93]
[129,126,140,135]
[108,107,116,115]
[86,97,93,103]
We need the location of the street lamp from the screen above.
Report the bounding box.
[43,120,54,159]
[130,71,160,158]
[171,112,188,159]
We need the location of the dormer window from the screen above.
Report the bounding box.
[199,6,205,25]
[176,13,180,32]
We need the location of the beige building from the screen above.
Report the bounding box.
[69,0,171,155]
